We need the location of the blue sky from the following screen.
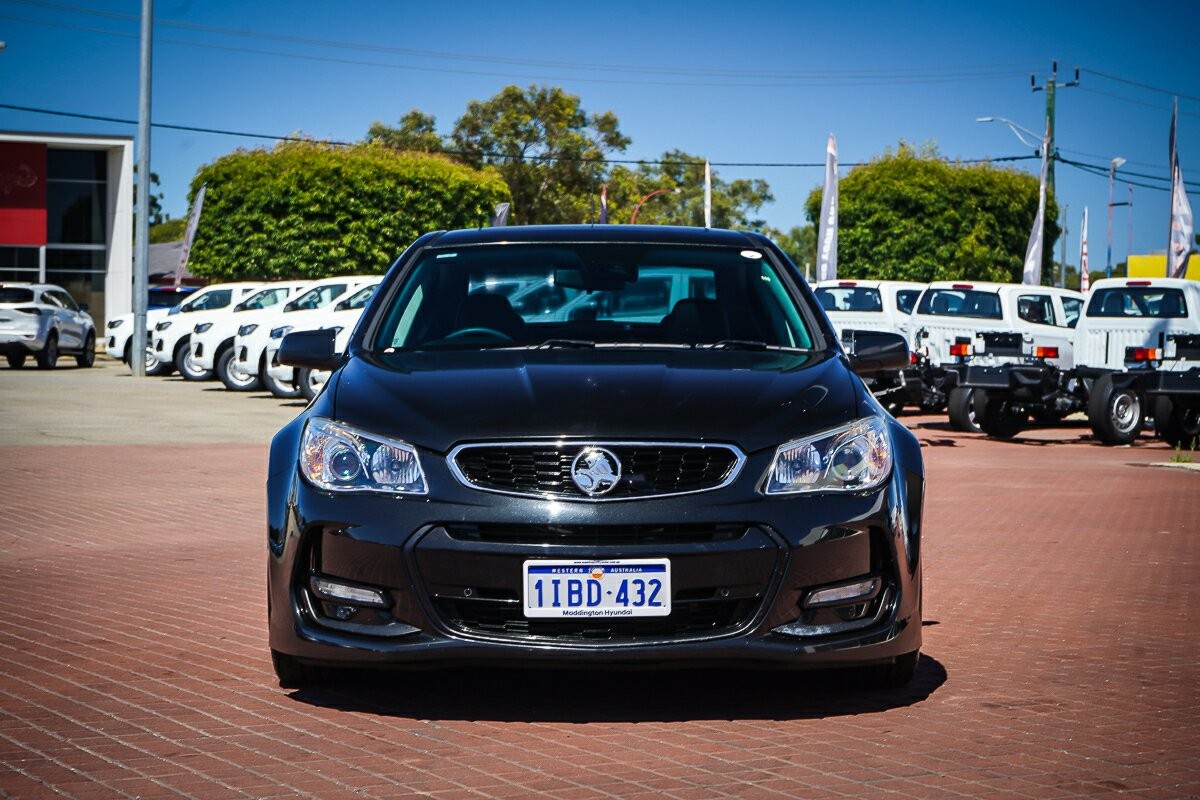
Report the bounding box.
[2,0,1197,271]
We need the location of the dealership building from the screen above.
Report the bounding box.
[1,131,134,330]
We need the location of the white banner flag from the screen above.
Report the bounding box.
[1168,98,1194,279]
[817,135,838,282]
[1080,206,1090,293]
[703,160,712,229]
[1022,125,1050,285]
[175,183,207,289]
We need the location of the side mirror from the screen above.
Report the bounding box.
[278,328,341,371]
[843,329,909,375]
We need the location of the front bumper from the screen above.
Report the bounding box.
[267,426,924,672]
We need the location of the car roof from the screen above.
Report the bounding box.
[923,280,1082,297]
[425,225,770,249]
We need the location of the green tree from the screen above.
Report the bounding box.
[133,166,165,227]
[186,140,510,281]
[766,225,817,275]
[804,143,1059,283]
[367,110,444,153]
[603,151,773,229]
[448,84,631,225]
[149,218,187,243]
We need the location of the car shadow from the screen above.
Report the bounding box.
[284,654,947,722]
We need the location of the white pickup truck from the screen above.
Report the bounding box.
[968,278,1200,445]
[813,279,926,415]
[909,281,1084,431]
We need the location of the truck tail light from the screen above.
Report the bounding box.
[838,281,857,287]
[949,343,971,357]
[951,283,975,290]
[1034,346,1059,359]
[910,351,918,365]
[1127,347,1161,362]
[1125,280,1152,287]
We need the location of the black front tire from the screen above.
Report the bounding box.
[261,363,301,399]
[6,352,25,369]
[297,367,331,401]
[858,650,919,689]
[271,649,329,689]
[978,392,1026,439]
[217,347,261,391]
[75,332,96,368]
[36,334,58,369]
[1154,396,1200,450]
[947,387,982,433]
[1088,374,1143,444]
[174,339,212,381]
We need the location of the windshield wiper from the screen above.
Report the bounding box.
[699,340,813,353]
[530,339,596,349]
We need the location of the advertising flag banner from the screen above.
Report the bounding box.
[704,160,712,229]
[599,183,608,224]
[175,183,206,289]
[1168,98,1194,279]
[816,135,838,282]
[1080,206,1090,293]
[1022,125,1051,285]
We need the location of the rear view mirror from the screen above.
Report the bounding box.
[843,329,909,375]
[278,328,341,371]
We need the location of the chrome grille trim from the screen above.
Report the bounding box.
[447,440,746,502]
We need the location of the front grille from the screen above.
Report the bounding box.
[444,522,748,547]
[450,442,744,500]
[434,592,758,643]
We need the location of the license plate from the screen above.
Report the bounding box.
[522,559,671,619]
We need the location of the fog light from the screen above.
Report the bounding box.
[328,604,357,621]
[310,576,389,608]
[803,577,881,609]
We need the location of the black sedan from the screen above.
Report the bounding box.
[268,225,924,688]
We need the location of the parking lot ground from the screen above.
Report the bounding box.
[1,359,1198,798]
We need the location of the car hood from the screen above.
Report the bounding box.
[328,349,862,455]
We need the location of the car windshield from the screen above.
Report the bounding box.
[815,286,883,313]
[285,284,348,311]
[339,284,377,311]
[371,243,814,352]
[147,289,193,309]
[181,288,234,312]
[236,287,292,311]
[0,288,35,303]
[917,288,1003,320]
[1087,287,1188,318]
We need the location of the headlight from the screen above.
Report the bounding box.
[763,417,892,495]
[238,323,258,337]
[194,322,213,334]
[155,320,172,331]
[107,319,124,329]
[270,325,294,340]
[300,418,427,495]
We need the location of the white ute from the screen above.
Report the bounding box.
[909,280,1084,431]
[149,282,264,379]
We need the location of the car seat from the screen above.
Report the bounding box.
[455,294,526,339]
[662,298,730,343]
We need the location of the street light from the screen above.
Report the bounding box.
[1106,157,1126,279]
[975,116,1042,154]
[630,188,681,224]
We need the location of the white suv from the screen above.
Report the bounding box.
[262,279,382,398]
[188,281,309,390]
[814,279,926,414]
[150,282,265,379]
[229,276,378,393]
[910,281,1083,430]
[0,283,96,369]
[105,286,199,375]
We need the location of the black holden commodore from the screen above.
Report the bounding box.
[268,225,924,688]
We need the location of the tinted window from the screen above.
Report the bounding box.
[338,284,378,311]
[0,288,35,303]
[183,289,233,312]
[373,243,813,351]
[896,290,920,314]
[148,289,195,309]
[814,286,883,313]
[286,284,348,311]
[1017,294,1054,325]
[236,287,292,311]
[917,289,1002,320]
[1061,297,1082,328]
[1087,288,1188,318]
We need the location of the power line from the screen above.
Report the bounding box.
[1079,66,1200,104]
[0,101,1043,170]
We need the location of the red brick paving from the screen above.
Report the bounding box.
[1,417,1198,798]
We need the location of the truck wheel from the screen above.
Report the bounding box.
[978,393,1026,439]
[1154,396,1200,450]
[1088,374,1143,444]
[174,338,212,381]
[218,347,261,391]
[947,387,982,433]
[297,367,330,401]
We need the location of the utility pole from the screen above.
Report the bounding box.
[1031,61,1079,201]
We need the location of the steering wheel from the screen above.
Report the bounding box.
[443,327,514,342]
